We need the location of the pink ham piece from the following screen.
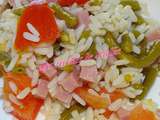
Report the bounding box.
[77,10,90,28]
[58,68,82,92]
[117,108,130,120]
[146,28,160,41]
[54,86,72,105]
[36,79,49,99]
[39,63,57,80]
[80,65,98,82]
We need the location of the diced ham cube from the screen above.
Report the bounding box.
[36,79,49,99]
[117,108,130,120]
[80,65,98,82]
[54,86,72,105]
[77,10,90,28]
[58,70,82,92]
[39,63,57,80]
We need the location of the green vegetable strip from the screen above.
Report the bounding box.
[90,0,102,6]
[120,0,141,11]
[137,67,158,99]
[121,34,133,53]
[0,51,11,64]
[51,4,78,28]
[104,32,160,68]
[60,103,85,120]
[13,7,25,16]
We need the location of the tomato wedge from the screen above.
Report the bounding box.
[129,105,156,120]
[74,87,109,109]
[58,0,88,6]
[3,73,44,120]
[15,4,59,50]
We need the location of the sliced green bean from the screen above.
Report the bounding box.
[60,31,70,43]
[51,4,78,28]
[60,103,85,120]
[13,66,25,73]
[90,0,102,6]
[120,0,141,11]
[132,29,141,38]
[137,67,158,99]
[121,34,133,53]
[0,51,11,65]
[62,65,74,72]
[104,32,160,68]
[139,38,147,56]
[134,15,146,25]
[80,30,91,40]
[13,7,25,16]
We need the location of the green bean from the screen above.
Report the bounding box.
[120,0,141,11]
[0,51,11,65]
[13,7,25,16]
[137,67,158,99]
[132,29,141,38]
[87,42,97,56]
[60,103,85,120]
[80,30,91,40]
[104,32,160,68]
[13,66,25,73]
[51,4,78,28]
[134,15,146,25]
[139,38,147,56]
[121,34,133,53]
[90,0,102,6]
[62,65,74,72]
[60,31,70,43]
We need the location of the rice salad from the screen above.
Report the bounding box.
[0,0,160,120]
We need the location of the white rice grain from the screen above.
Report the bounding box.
[3,100,14,113]
[6,53,19,72]
[108,99,122,111]
[86,107,94,120]
[88,89,99,96]
[17,87,31,100]
[23,32,40,42]
[113,59,129,66]
[72,93,86,106]
[27,23,40,36]
[80,59,96,67]
[9,93,22,106]
[133,45,141,54]
[9,81,18,94]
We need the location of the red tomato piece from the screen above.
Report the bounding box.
[15,4,59,50]
[75,0,88,5]
[58,0,75,6]
[58,0,88,6]
[3,73,44,120]
[74,87,109,109]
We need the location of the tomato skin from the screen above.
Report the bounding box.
[58,0,75,6]
[58,0,88,6]
[3,73,44,120]
[74,87,109,109]
[15,4,59,50]
[75,0,88,5]
[129,105,156,120]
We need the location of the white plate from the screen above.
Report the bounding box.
[0,0,160,120]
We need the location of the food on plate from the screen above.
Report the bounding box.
[0,0,159,120]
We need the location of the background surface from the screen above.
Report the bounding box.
[0,0,160,120]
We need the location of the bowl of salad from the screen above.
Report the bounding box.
[0,0,160,120]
